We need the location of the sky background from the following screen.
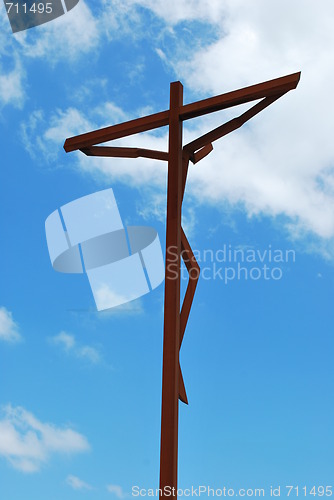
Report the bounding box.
[1,0,334,498]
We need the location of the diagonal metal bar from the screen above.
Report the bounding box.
[177,229,200,405]
[80,138,212,165]
[81,146,168,161]
[192,143,214,164]
[184,94,283,155]
[180,229,200,347]
[177,153,191,405]
[178,365,188,405]
[181,153,190,201]
[179,72,300,121]
[178,151,201,404]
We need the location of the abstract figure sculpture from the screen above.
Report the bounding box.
[48,73,301,499]
[45,188,165,310]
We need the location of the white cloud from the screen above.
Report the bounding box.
[0,307,21,343]
[97,298,144,318]
[51,331,101,364]
[107,484,127,498]
[136,191,166,223]
[125,0,227,25]
[168,0,334,241]
[52,331,75,351]
[76,131,168,187]
[26,92,334,244]
[107,0,334,248]
[0,405,90,472]
[17,0,334,254]
[13,1,100,63]
[67,474,93,490]
[0,59,25,108]
[21,104,168,185]
[123,0,334,248]
[77,345,101,364]
[94,285,130,311]
[44,108,94,144]
[94,101,129,124]
[21,108,94,163]
[99,0,144,41]
[0,0,100,109]
[0,11,25,108]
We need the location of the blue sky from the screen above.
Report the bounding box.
[1,0,334,498]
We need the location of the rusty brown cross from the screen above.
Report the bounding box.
[63,71,300,499]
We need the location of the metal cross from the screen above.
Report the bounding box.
[63,71,300,499]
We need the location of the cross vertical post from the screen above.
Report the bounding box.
[159,81,183,499]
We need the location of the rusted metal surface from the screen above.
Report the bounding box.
[63,71,300,500]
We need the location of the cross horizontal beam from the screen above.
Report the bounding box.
[63,72,300,153]
[64,110,170,152]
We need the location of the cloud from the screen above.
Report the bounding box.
[107,484,127,498]
[67,474,93,490]
[76,345,101,364]
[51,331,101,364]
[97,298,144,319]
[167,0,334,242]
[0,405,90,472]
[21,108,94,163]
[0,307,21,343]
[21,104,168,185]
[0,59,25,109]
[136,191,166,223]
[98,0,145,41]
[21,102,131,164]
[125,0,227,25]
[13,1,100,63]
[0,11,25,108]
[93,285,131,311]
[104,0,334,249]
[17,0,334,255]
[0,0,100,109]
[52,331,75,351]
[76,131,168,188]
[24,92,334,245]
